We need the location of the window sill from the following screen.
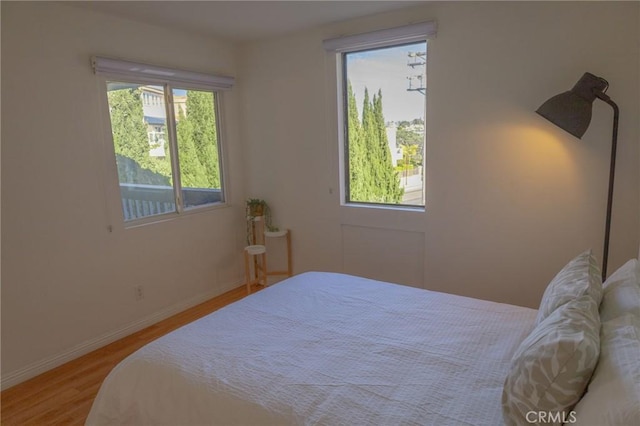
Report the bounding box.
[343,202,425,213]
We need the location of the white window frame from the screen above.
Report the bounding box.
[324,22,436,211]
[93,57,234,228]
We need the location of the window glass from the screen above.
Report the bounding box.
[106,82,175,220]
[172,88,224,208]
[105,82,225,222]
[343,41,426,207]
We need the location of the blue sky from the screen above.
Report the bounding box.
[347,42,426,123]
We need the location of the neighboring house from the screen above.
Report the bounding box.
[141,86,187,157]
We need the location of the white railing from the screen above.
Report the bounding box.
[119,183,222,221]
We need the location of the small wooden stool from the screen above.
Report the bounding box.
[244,244,267,294]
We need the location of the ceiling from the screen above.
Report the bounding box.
[70,1,425,42]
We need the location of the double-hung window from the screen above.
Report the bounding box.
[92,57,233,224]
[324,22,436,209]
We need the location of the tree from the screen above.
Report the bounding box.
[115,154,170,186]
[399,144,419,171]
[176,108,210,188]
[347,84,403,204]
[372,89,403,203]
[182,91,220,188]
[107,88,171,183]
[346,82,367,201]
[396,119,424,169]
[396,125,422,146]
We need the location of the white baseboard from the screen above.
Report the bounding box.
[0,279,243,391]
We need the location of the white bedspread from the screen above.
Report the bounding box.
[86,272,536,426]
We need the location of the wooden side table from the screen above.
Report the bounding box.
[244,244,267,294]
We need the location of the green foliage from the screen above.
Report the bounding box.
[181,91,220,189]
[107,88,172,183]
[346,82,366,200]
[246,198,266,218]
[396,125,423,146]
[115,154,170,186]
[397,144,420,170]
[347,82,403,204]
[245,199,277,245]
[372,90,403,202]
[107,86,221,191]
[176,108,210,188]
[396,120,424,168]
[246,198,266,207]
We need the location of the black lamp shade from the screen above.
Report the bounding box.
[536,72,608,139]
[536,91,592,138]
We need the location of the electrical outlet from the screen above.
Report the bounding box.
[134,285,144,301]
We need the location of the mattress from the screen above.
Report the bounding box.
[86,272,537,425]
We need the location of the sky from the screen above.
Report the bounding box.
[347,42,426,123]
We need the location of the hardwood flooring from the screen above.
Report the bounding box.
[1,284,255,425]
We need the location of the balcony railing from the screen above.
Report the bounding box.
[119,183,223,221]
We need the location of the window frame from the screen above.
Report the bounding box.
[94,58,232,228]
[325,22,435,211]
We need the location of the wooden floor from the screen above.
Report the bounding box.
[1,284,254,425]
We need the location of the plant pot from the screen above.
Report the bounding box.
[249,205,264,217]
[265,229,287,238]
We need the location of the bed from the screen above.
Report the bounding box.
[86,272,537,425]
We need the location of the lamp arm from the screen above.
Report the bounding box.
[596,94,619,281]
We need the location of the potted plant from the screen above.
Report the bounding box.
[246,198,266,218]
[246,198,274,245]
[246,198,287,241]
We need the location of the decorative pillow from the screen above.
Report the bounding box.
[600,259,640,322]
[502,294,600,426]
[572,314,640,425]
[535,250,602,325]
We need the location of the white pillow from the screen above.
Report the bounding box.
[503,294,600,426]
[573,313,640,425]
[536,250,602,325]
[600,259,640,322]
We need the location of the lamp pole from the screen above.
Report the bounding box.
[596,92,619,281]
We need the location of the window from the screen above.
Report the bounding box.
[93,57,234,224]
[324,22,436,208]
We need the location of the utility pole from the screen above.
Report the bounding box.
[406,50,427,207]
[406,51,426,95]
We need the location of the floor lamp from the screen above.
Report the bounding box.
[536,72,619,282]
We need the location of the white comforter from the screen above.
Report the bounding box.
[86,272,536,426]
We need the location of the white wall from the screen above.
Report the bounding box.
[1,2,246,386]
[240,1,640,308]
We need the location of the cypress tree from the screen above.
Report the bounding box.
[373,90,403,203]
[347,81,366,201]
[183,91,220,188]
[176,108,209,188]
[345,85,404,204]
[361,88,378,201]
